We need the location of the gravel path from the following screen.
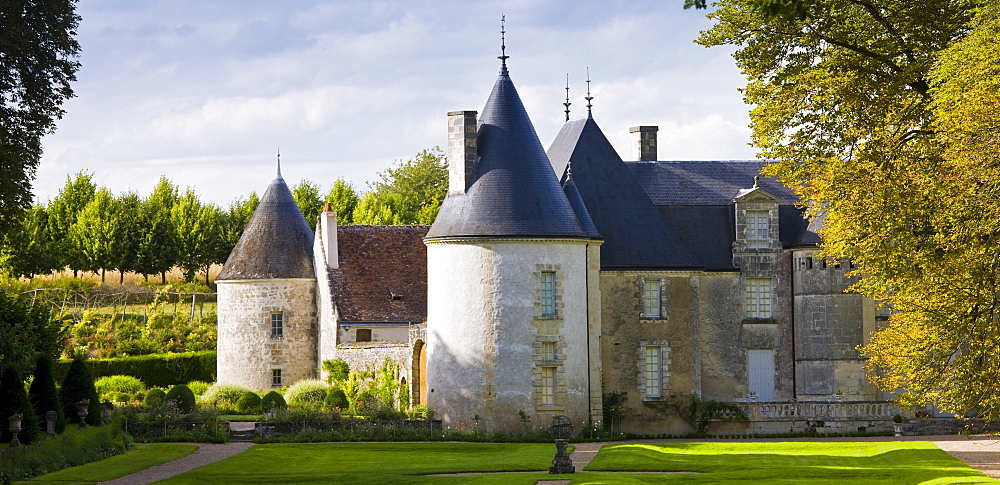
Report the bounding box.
[99,442,253,485]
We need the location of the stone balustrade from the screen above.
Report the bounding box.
[733,401,907,422]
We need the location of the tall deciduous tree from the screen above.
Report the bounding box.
[136,177,178,283]
[218,193,258,266]
[699,1,1000,417]
[171,189,223,283]
[292,179,322,231]
[0,0,81,240]
[325,178,359,224]
[367,148,447,224]
[69,188,118,282]
[47,171,96,276]
[111,192,142,283]
[1,203,57,278]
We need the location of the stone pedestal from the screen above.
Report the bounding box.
[549,439,575,474]
[45,411,57,438]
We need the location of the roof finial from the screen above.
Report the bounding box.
[585,67,594,117]
[753,175,760,188]
[276,147,283,180]
[566,158,573,180]
[564,73,572,122]
[498,15,509,75]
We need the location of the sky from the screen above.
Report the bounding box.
[35,0,755,206]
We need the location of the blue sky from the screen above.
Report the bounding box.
[36,0,753,206]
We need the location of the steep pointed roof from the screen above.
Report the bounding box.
[547,116,699,269]
[217,166,315,280]
[562,170,601,239]
[426,69,590,239]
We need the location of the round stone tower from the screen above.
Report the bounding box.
[216,162,317,390]
[425,52,602,432]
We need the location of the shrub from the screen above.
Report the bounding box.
[186,380,211,396]
[60,358,102,426]
[321,359,350,384]
[0,420,132,484]
[94,375,146,400]
[0,366,40,445]
[54,351,217,388]
[144,388,166,408]
[324,387,348,409]
[235,391,262,414]
[165,384,195,413]
[107,391,132,403]
[28,354,66,434]
[198,383,252,409]
[261,391,286,413]
[285,380,329,408]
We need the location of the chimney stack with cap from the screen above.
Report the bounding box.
[447,110,478,195]
[629,125,659,161]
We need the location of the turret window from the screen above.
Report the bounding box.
[270,312,283,338]
[272,369,282,387]
[746,210,769,248]
[540,271,556,316]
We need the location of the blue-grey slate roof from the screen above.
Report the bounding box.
[547,116,699,269]
[426,70,590,240]
[217,171,315,280]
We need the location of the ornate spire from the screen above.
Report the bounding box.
[275,148,283,180]
[563,73,572,122]
[498,15,509,75]
[584,67,594,117]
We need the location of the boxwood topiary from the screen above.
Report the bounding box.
[144,388,166,408]
[234,391,262,414]
[324,387,348,410]
[60,358,102,426]
[261,391,286,413]
[165,384,195,413]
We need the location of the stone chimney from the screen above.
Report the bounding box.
[320,203,338,269]
[629,125,659,161]
[448,110,477,195]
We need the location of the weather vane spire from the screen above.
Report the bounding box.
[276,147,283,179]
[499,15,509,75]
[564,73,572,122]
[585,67,594,117]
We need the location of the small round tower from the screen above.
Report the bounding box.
[216,161,317,390]
[425,44,601,432]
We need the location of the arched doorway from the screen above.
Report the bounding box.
[412,340,427,405]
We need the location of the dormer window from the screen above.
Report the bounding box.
[746,210,769,248]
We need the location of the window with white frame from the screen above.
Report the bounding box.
[271,369,282,387]
[644,346,662,397]
[270,312,283,338]
[745,277,772,318]
[541,366,556,405]
[642,279,661,318]
[540,271,556,316]
[746,210,769,248]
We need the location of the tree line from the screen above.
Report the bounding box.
[0,148,446,283]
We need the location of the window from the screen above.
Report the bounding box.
[356,329,372,342]
[540,271,556,316]
[270,312,283,338]
[541,366,556,405]
[746,210,769,248]
[745,277,772,318]
[541,341,556,361]
[642,279,661,317]
[271,369,282,387]
[644,346,662,397]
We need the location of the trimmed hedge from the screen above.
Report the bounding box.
[0,421,132,484]
[55,351,216,388]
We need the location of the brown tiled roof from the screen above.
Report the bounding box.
[331,225,428,323]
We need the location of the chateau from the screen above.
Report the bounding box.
[215,48,896,435]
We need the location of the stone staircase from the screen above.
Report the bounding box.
[227,422,257,442]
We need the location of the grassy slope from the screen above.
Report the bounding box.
[581,441,998,484]
[19,443,198,485]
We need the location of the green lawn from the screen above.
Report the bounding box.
[580,441,998,484]
[161,443,561,484]
[18,443,197,485]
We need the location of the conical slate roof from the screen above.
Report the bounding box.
[562,169,601,239]
[547,116,699,269]
[426,69,590,239]
[217,166,315,280]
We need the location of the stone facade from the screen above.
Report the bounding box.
[216,278,317,390]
